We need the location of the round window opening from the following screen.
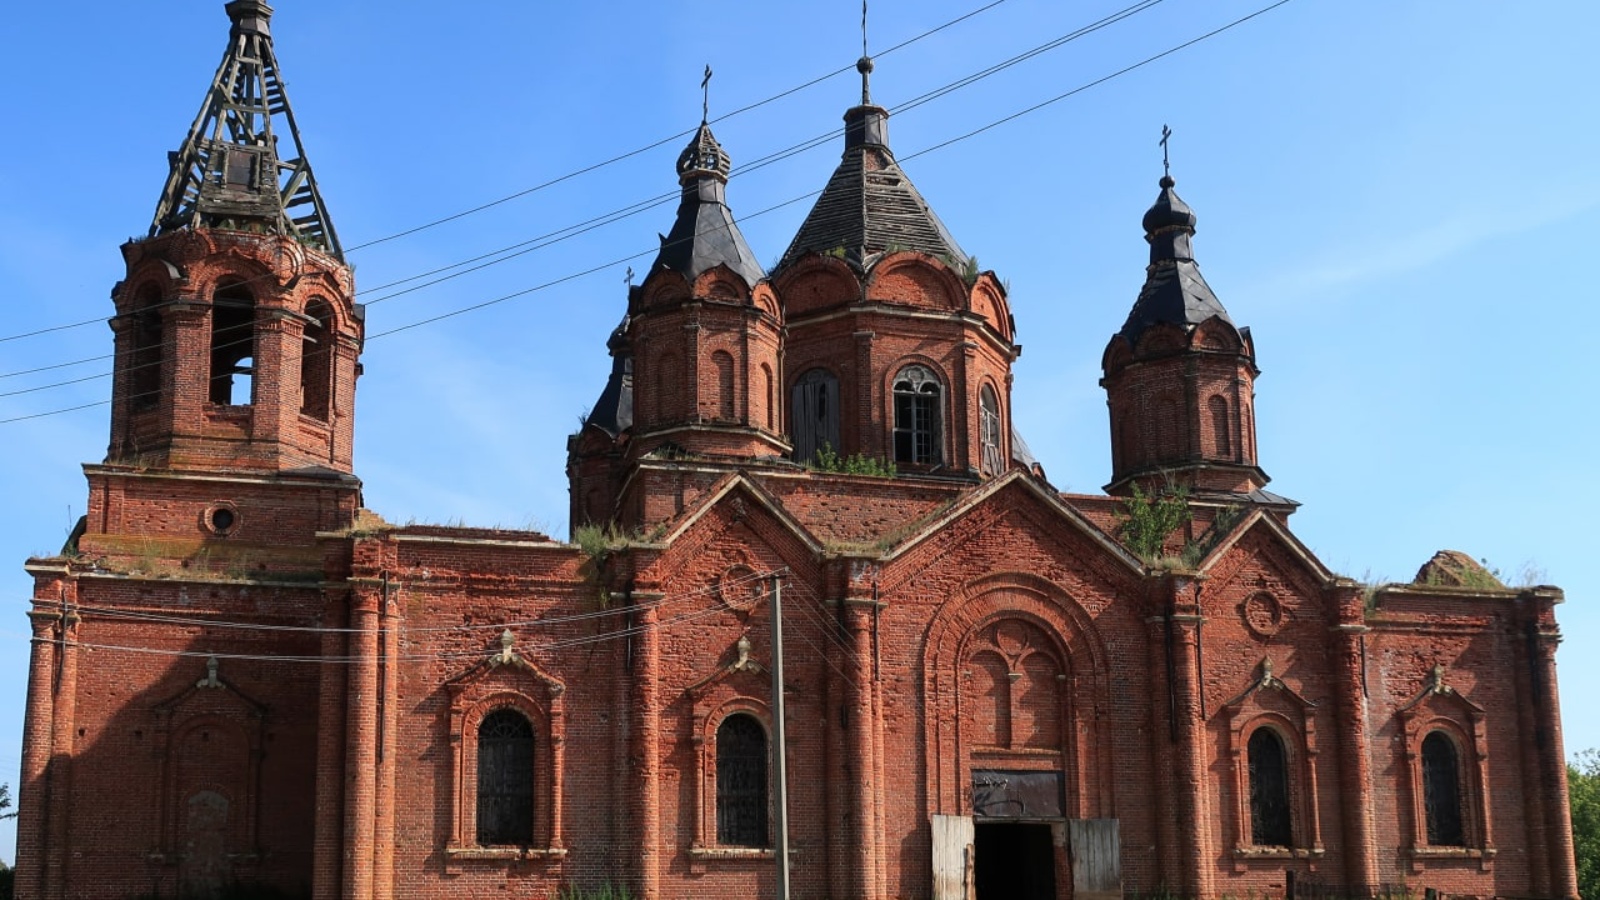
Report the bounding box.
[206,506,238,535]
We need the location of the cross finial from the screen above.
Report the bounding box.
[625,266,635,290]
[701,64,713,124]
[862,0,870,59]
[857,0,875,105]
[1160,124,1172,179]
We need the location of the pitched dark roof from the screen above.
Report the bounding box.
[584,315,634,437]
[777,104,965,271]
[651,124,764,286]
[1118,176,1233,344]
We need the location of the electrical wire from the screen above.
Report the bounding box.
[0,0,1291,424]
[0,0,1010,346]
[0,0,1165,393]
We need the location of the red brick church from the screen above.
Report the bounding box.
[16,3,1580,899]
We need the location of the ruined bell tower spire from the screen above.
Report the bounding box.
[150,0,343,259]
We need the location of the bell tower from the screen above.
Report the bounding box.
[1100,172,1266,496]
[107,0,361,476]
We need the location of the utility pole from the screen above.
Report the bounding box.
[770,574,791,900]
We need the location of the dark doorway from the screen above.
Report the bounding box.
[975,821,1057,900]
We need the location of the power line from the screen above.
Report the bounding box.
[0,0,1295,425]
[0,0,1159,391]
[0,0,1009,346]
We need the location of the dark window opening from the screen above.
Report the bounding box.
[222,148,257,189]
[893,365,942,465]
[300,299,334,421]
[1248,727,1292,846]
[980,385,1002,475]
[210,282,255,406]
[791,368,840,464]
[477,709,534,846]
[1422,731,1465,846]
[131,285,164,410]
[716,714,768,847]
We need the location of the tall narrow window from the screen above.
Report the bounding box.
[1210,394,1232,458]
[300,299,334,421]
[979,385,1003,476]
[712,350,736,420]
[477,709,534,845]
[893,365,942,465]
[791,368,840,464]
[716,714,768,847]
[131,285,164,410]
[210,281,255,405]
[1248,728,1292,846]
[1421,731,1465,846]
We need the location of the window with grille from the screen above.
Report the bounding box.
[477,709,534,845]
[716,714,768,847]
[1421,731,1465,846]
[1247,728,1292,846]
[893,365,942,465]
[979,385,1002,475]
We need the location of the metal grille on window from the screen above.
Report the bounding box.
[980,385,1002,475]
[1247,728,1292,846]
[477,709,534,846]
[1421,731,1465,846]
[893,365,942,465]
[716,714,769,847]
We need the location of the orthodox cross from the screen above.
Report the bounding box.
[625,266,635,291]
[862,0,869,58]
[1160,124,1172,178]
[701,65,713,123]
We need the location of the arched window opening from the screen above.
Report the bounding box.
[1210,394,1232,457]
[761,363,775,431]
[1248,728,1292,846]
[210,281,255,405]
[1421,731,1466,846]
[979,385,1003,475]
[131,285,164,410]
[791,368,840,464]
[712,350,736,420]
[477,709,534,846]
[716,714,768,847]
[300,299,334,421]
[893,365,942,465]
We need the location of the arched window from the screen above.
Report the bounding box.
[300,299,334,421]
[1210,394,1232,457]
[712,350,736,420]
[1248,728,1292,846]
[210,280,255,405]
[131,284,164,410]
[979,385,1002,475]
[1421,731,1465,846]
[716,714,768,847]
[791,368,840,464]
[893,365,942,465]
[477,709,534,845]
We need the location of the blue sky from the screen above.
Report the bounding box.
[1,0,1596,863]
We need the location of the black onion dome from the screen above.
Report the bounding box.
[1117,175,1234,345]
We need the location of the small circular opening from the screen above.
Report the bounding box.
[210,508,236,532]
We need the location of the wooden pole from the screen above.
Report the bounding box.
[771,575,791,900]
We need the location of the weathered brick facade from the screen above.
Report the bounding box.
[15,4,1579,899]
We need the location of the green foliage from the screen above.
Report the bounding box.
[0,782,14,821]
[808,443,896,478]
[550,884,635,900]
[1572,749,1600,900]
[1116,481,1192,563]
